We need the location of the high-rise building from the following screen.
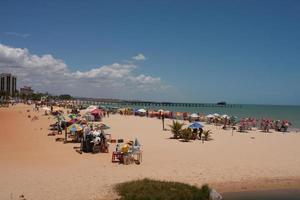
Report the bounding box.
[0,73,17,96]
[20,86,34,96]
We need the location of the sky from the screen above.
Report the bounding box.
[0,0,300,105]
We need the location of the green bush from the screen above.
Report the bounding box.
[169,120,184,139]
[180,128,193,142]
[115,178,210,200]
[203,130,212,141]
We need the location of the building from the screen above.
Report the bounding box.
[0,73,17,96]
[20,86,34,96]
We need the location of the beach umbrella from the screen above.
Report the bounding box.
[137,108,146,113]
[134,138,141,147]
[189,122,204,129]
[68,118,78,124]
[67,124,83,132]
[222,114,230,119]
[158,109,164,112]
[86,105,98,112]
[213,113,220,117]
[190,113,199,118]
[42,107,51,111]
[206,114,214,118]
[90,108,102,115]
[230,116,237,120]
[99,123,110,130]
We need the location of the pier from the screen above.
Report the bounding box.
[66,99,238,109]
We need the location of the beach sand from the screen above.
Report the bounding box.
[1,104,300,200]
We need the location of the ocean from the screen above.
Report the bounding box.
[77,100,300,129]
[129,104,300,129]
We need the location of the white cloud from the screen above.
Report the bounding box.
[0,44,169,99]
[132,53,146,61]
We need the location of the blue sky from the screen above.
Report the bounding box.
[1,0,300,105]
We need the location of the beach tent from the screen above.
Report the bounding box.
[189,122,204,129]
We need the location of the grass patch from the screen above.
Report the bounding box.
[114,178,210,200]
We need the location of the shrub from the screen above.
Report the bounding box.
[169,120,184,139]
[181,128,193,142]
[115,178,210,200]
[203,130,212,141]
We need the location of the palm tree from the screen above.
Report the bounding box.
[169,120,184,139]
[181,128,193,142]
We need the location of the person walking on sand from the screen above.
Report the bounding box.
[161,113,165,130]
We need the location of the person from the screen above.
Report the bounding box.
[161,113,165,130]
[116,144,120,152]
[51,105,53,112]
[198,128,203,139]
[57,121,62,134]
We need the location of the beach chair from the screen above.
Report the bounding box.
[112,151,123,163]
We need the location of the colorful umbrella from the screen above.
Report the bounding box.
[67,124,83,132]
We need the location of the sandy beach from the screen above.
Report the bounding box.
[1,104,300,200]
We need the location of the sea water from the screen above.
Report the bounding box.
[131,104,300,129]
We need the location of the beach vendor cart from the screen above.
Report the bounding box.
[112,138,142,165]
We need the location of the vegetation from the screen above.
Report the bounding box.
[169,120,184,139]
[18,92,73,101]
[181,128,193,142]
[169,121,212,142]
[115,178,210,200]
[203,130,212,141]
[58,94,73,100]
